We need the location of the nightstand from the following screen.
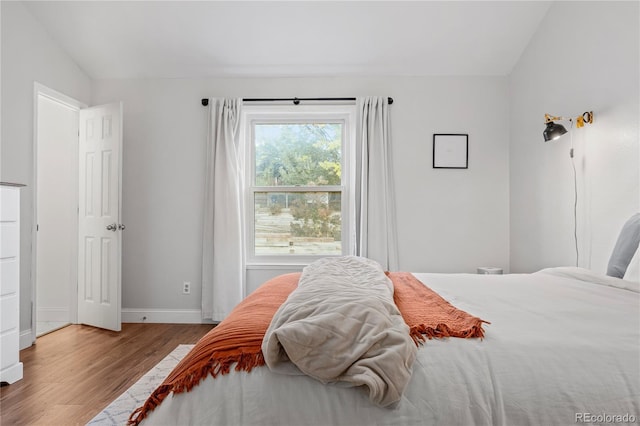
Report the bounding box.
[477,267,503,275]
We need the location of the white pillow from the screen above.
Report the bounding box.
[607,213,640,279]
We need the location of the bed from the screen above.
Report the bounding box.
[129,256,639,426]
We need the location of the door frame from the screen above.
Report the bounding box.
[30,82,87,346]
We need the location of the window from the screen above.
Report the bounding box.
[244,105,355,264]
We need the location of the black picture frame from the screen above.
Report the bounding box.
[433,134,468,169]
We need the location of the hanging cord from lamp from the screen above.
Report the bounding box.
[569,119,579,267]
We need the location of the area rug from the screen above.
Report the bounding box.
[87,344,194,426]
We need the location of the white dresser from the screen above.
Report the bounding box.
[0,183,24,384]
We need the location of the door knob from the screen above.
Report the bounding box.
[118,224,126,230]
[106,223,117,231]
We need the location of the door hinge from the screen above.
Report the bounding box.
[37,224,39,231]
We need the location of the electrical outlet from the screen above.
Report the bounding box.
[182,281,191,295]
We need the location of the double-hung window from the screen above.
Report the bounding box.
[244,105,355,265]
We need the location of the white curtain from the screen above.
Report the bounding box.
[355,97,399,271]
[201,98,244,321]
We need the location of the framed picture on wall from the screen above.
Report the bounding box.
[433,134,468,169]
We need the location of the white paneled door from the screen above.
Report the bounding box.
[77,102,123,331]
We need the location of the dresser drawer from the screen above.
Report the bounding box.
[0,223,19,259]
[0,188,18,221]
[0,294,18,333]
[0,259,19,296]
[0,331,19,370]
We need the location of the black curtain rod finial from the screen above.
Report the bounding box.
[201,98,209,106]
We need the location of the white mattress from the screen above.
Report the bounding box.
[144,267,640,425]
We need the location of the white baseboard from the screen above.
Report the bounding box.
[37,307,70,323]
[122,308,211,324]
[20,329,34,350]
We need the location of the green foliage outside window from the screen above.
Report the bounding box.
[255,124,341,186]
[255,124,342,241]
[289,194,341,240]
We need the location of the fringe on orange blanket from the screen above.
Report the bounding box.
[128,271,488,425]
[128,273,300,426]
[389,272,490,344]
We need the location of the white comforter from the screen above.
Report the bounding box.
[145,267,640,425]
[262,256,416,407]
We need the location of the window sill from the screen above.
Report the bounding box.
[245,263,308,270]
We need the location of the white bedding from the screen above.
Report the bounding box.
[144,267,640,425]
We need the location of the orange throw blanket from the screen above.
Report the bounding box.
[129,272,488,425]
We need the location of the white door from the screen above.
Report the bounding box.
[77,102,123,331]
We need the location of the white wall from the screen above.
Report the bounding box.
[91,75,510,313]
[509,1,639,279]
[0,1,91,338]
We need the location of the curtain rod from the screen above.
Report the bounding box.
[200,97,393,106]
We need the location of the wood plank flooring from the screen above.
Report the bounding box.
[0,323,215,425]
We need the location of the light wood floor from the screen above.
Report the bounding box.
[0,323,215,425]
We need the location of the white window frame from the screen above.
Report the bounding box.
[242,104,356,266]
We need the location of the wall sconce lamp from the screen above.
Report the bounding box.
[541,110,594,268]
[543,111,594,142]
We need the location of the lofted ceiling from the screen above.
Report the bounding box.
[24,1,552,80]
